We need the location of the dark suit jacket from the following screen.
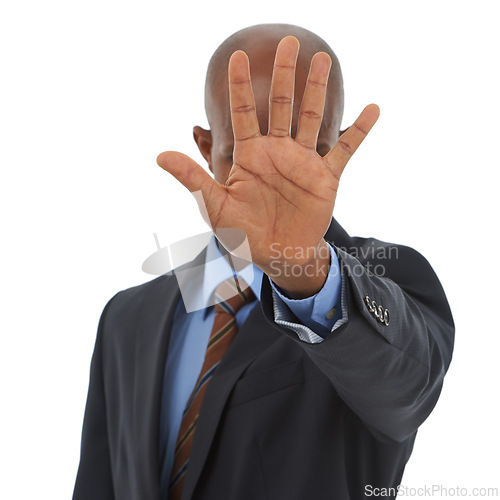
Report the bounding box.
[73,219,454,500]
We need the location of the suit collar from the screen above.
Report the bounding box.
[325,217,352,249]
[202,236,263,318]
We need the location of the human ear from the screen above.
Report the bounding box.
[193,126,213,172]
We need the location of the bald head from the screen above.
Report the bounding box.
[194,24,344,184]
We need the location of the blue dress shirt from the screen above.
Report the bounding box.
[159,238,346,499]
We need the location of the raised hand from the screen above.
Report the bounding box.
[157,36,379,297]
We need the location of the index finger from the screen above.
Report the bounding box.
[228,51,261,142]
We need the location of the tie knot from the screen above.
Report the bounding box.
[214,277,255,316]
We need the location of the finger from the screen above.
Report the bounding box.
[268,36,300,137]
[324,104,380,177]
[228,51,260,142]
[295,52,331,149]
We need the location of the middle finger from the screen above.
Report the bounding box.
[268,36,300,138]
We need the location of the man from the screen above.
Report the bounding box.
[73,24,454,500]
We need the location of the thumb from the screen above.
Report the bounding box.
[156,151,226,226]
[157,151,215,195]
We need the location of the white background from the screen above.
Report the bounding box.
[1,1,499,498]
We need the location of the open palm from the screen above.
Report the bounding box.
[157,36,379,273]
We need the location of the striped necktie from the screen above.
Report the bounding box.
[168,276,256,499]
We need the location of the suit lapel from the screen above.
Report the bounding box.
[181,303,280,500]
[133,246,211,498]
[133,273,181,500]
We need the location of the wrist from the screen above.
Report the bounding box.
[262,239,330,299]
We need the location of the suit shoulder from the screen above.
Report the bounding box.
[345,235,438,282]
[99,273,176,331]
[114,273,167,301]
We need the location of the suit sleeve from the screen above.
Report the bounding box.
[260,242,455,443]
[73,296,118,500]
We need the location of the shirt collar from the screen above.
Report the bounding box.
[201,236,262,317]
